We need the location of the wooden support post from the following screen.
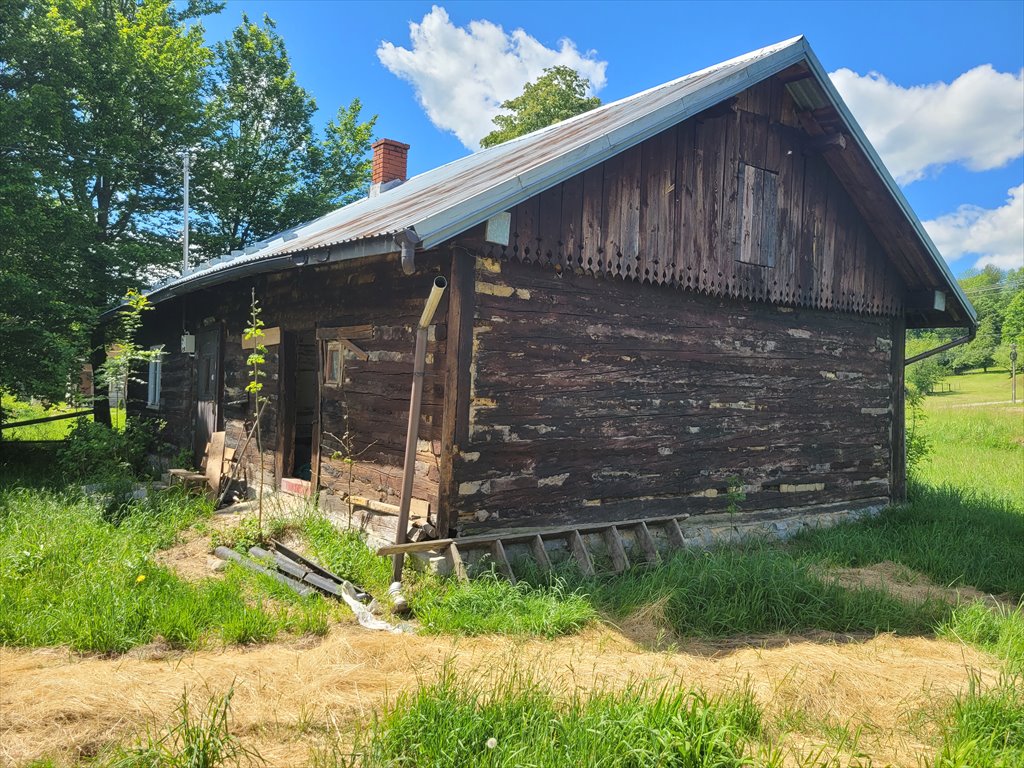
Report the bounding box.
[890,314,907,502]
[437,249,476,537]
[635,522,660,565]
[531,534,552,573]
[604,526,630,573]
[490,539,516,583]
[569,531,594,578]
[447,542,468,582]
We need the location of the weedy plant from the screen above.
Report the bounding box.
[243,288,268,529]
[343,666,769,768]
[102,687,264,768]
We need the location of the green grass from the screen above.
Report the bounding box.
[930,673,1024,768]
[347,667,769,768]
[572,543,947,638]
[925,369,1023,407]
[303,515,596,638]
[940,602,1024,674]
[0,485,331,653]
[100,687,263,768]
[790,483,1024,599]
[1,394,125,441]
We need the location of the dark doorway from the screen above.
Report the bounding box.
[292,331,318,479]
[194,326,221,465]
[277,330,319,484]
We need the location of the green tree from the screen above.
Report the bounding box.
[0,0,216,399]
[480,65,601,148]
[193,14,375,259]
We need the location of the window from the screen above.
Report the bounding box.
[736,163,779,267]
[146,345,164,408]
[324,341,344,386]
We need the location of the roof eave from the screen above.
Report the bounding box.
[798,43,977,328]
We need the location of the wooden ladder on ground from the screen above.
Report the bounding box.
[376,513,694,582]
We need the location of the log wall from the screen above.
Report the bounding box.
[128,254,449,510]
[453,257,895,530]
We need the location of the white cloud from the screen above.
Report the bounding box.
[924,185,1024,270]
[377,5,607,150]
[830,65,1024,184]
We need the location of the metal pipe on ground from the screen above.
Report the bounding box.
[392,275,448,596]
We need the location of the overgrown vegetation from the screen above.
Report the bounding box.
[347,668,766,767]
[0,485,329,653]
[576,543,948,638]
[102,687,264,768]
[931,673,1024,768]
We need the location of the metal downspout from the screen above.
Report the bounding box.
[904,327,976,366]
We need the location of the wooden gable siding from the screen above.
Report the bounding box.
[474,78,905,318]
[453,257,895,531]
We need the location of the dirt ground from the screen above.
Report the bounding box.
[0,618,1002,767]
[1,541,1009,768]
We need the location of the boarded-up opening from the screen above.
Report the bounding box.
[736,163,778,267]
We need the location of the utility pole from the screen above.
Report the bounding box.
[182,152,190,274]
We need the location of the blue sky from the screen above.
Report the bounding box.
[197,1,1024,276]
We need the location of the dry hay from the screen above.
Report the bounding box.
[0,620,1000,768]
[824,560,1014,609]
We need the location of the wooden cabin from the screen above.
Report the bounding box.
[113,37,975,547]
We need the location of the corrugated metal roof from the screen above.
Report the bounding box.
[142,35,974,325]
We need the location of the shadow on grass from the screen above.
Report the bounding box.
[789,482,1024,600]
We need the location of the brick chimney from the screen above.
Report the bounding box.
[370,138,409,196]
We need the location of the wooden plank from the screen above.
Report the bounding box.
[604,526,631,573]
[376,511,705,556]
[448,543,468,582]
[275,331,296,485]
[241,326,281,349]
[561,171,585,269]
[537,185,562,264]
[580,165,604,272]
[316,325,374,341]
[436,248,475,537]
[213,546,314,596]
[310,333,323,490]
[569,530,594,578]
[271,539,346,586]
[635,521,661,565]
[338,338,369,361]
[204,431,226,492]
[490,539,516,583]
[666,518,686,551]
[890,315,907,502]
[530,534,552,573]
[619,144,642,279]
[0,410,91,430]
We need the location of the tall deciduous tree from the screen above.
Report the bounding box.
[480,66,601,148]
[193,14,375,259]
[0,0,215,399]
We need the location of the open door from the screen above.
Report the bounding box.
[194,326,221,465]
[277,330,320,487]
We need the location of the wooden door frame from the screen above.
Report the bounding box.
[193,324,224,463]
[275,330,297,486]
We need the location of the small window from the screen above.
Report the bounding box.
[736,163,778,267]
[146,345,164,408]
[324,341,344,386]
